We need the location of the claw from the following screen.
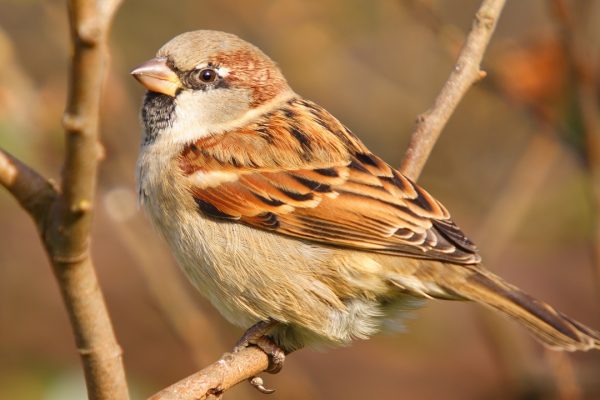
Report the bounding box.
[249,376,276,394]
[252,336,285,374]
[234,319,276,352]
[235,321,287,394]
[234,320,286,374]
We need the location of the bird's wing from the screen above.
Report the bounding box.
[178,98,481,265]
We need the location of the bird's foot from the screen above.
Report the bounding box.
[234,320,286,394]
[234,319,276,353]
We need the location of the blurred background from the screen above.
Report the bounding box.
[1,0,600,399]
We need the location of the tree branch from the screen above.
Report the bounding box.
[149,347,269,400]
[0,149,58,227]
[47,1,128,399]
[400,0,506,180]
[0,1,127,399]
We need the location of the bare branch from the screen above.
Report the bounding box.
[0,149,58,226]
[400,0,506,180]
[98,0,124,26]
[40,1,129,399]
[149,347,270,400]
[0,0,127,398]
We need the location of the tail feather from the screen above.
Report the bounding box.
[444,267,600,352]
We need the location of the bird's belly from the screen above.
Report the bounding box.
[152,207,330,324]
[146,197,422,350]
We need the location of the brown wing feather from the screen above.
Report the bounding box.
[180,97,481,265]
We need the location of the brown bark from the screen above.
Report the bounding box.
[0,1,127,399]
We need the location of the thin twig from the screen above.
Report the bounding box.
[400,0,506,180]
[406,2,590,396]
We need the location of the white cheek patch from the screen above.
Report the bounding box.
[167,89,248,144]
[190,170,239,188]
[166,89,296,146]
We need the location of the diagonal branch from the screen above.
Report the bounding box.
[400,0,506,181]
[149,347,269,400]
[0,149,58,227]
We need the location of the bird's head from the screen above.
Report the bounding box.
[131,30,293,144]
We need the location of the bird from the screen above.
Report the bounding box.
[131,29,599,390]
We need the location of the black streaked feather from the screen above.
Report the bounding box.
[196,199,237,220]
[355,153,379,167]
[292,175,331,193]
[278,188,315,202]
[313,168,339,177]
[407,186,435,212]
[253,193,285,207]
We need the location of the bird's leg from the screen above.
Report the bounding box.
[234,319,276,351]
[234,319,286,394]
[234,319,286,373]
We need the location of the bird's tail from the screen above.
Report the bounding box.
[429,265,600,351]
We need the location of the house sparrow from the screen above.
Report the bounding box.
[132,30,599,385]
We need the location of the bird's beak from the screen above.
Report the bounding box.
[131,57,182,97]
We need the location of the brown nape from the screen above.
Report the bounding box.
[214,49,290,107]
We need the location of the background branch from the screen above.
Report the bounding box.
[400,0,506,180]
[551,0,600,291]
[404,1,596,397]
[0,0,126,399]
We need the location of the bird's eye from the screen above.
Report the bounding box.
[198,68,217,83]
